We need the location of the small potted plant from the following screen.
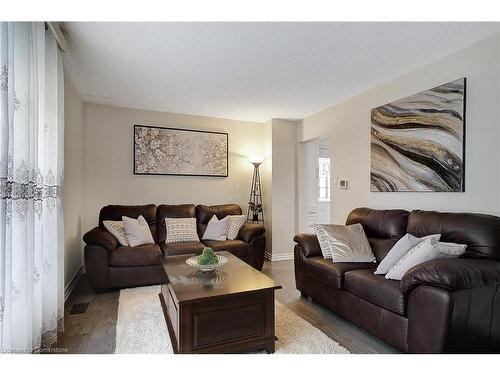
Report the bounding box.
[186,247,227,272]
[248,202,263,222]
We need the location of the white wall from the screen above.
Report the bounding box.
[262,119,273,252]
[63,77,84,289]
[81,103,265,234]
[300,34,500,224]
[268,119,298,259]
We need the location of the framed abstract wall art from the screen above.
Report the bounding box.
[370,78,466,192]
[134,125,228,177]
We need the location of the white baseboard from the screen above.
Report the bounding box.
[65,266,85,301]
[265,251,294,261]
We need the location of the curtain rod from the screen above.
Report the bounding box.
[46,22,67,52]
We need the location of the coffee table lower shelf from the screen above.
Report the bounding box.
[159,283,277,354]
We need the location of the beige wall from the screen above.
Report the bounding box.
[81,103,265,234]
[300,35,500,224]
[63,77,84,289]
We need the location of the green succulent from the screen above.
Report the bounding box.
[197,247,218,265]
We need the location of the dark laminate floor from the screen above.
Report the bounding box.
[54,260,399,354]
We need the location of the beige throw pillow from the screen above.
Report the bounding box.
[227,215,246,240]
[315,223,376,263]
[103,220,129,247]
[165,217,200,244]
[122,215,155,247]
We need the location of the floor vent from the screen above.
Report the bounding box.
[69,302,89,315]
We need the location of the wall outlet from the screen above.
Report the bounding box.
[339,179,349,189]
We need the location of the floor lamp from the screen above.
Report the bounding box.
[247,156,264,224]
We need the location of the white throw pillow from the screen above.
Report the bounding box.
[122,215,155,247]
[202,215,230,241]
[315,223,376,263]
[374,233,441,275]
[103,220,129,247]
[227,215,246,240]
[165,217,200,244]
[385,238,466,280]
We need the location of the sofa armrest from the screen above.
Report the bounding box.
[401,258,500,296]
[83,226,118,250]
[238,222,265,243]
[293,233,321,258]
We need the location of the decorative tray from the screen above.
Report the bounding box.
[186,254,228,272]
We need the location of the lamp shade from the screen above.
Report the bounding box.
[249,155,264,165]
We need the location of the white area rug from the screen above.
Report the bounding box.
[115,285,350,354]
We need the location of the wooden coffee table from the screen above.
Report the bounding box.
[159,251,282,354]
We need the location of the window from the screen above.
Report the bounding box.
[318,157,330,202]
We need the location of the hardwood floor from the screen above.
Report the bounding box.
[54,260,399,354]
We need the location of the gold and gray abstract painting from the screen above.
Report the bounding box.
[370,78,465,192]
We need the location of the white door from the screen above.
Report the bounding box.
[317,142,331,225]
[298,138,331,233]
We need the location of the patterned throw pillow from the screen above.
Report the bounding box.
[165,217,200,244]
[103,220,129,247]
[227,215,246,240]
[314,224,332,259]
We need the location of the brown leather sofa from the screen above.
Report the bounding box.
[83,203,266,292]
[294,207,500,353]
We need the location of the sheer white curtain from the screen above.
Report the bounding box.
[0,22,64,353]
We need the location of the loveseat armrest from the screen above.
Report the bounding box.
[83,226,119,250]
[238,222,265,243]
[401,257,500,296]
[293,233,321,258]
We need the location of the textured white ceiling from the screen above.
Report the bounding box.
[63,22,500,122]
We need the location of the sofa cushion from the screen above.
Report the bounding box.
[367,237,400,263]
[157,204,196,244]
[202,239,249,258]
[344,269,406,315]
[109,244,162,267]
[160,241,205,256]
[196,204,242,238]
[346,208,409,262]
[407,210,500,260]
[346,207,409,239]
[303,256,376,289]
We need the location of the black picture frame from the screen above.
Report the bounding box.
[133,124,229,177]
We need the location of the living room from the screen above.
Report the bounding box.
[3,0,500,373]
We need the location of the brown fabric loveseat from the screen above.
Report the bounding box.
[83,203,266,292]
[294,207,500,353]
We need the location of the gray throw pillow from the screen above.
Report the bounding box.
[385,238,466,280]
[202,215,229,241]
[122,215,155,247]
[316,223,376,263]
[374,233,441,275]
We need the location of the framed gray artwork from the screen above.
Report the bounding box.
[134,125,228,177]
[370,78,466,192]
